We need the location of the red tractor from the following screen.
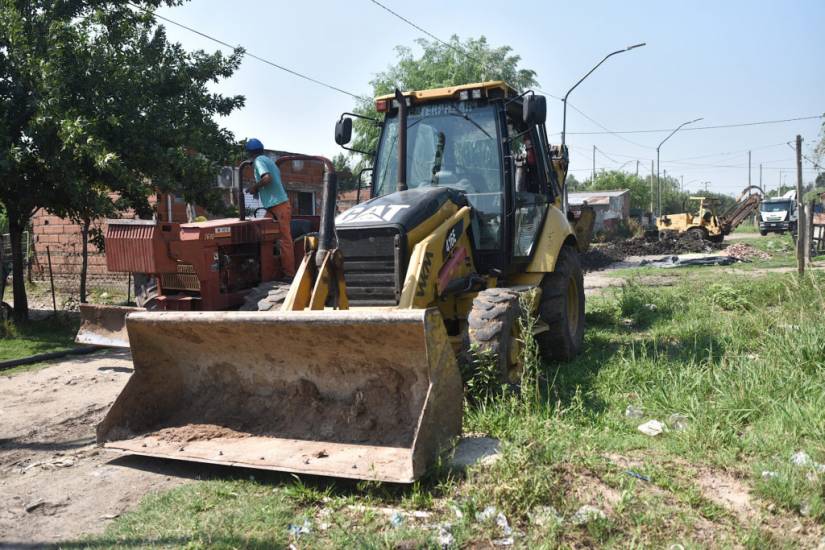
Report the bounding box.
[76,156,320,346]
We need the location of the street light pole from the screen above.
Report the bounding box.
[560,42,645,210]
[656,117,703,216]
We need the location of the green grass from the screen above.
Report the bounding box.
[77,263,825,548]
[0,314,80,368]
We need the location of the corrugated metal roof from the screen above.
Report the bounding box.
[569,189,630,198]
[568,189,629,207]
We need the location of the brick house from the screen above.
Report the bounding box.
[30,149,324,285]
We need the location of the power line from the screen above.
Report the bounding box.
[367,0,647,153]
[128,2,367,101]
[786,141,823,171]
[559,115,823,135]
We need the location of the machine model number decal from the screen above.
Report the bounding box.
[443,219,463,259]
[336,204,410,224]
[415,251,434,297]
[214,227,231,235]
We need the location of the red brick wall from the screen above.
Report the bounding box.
[30,212,125,284]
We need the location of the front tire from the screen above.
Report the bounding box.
[536,246,585,362]
[466,288,522,384]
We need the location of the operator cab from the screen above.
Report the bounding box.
[352,82,556,276]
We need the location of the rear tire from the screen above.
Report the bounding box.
[760,230,768,236]
[536,245,585,362]
[135,279,159,310]
[239,280,291,311]
[466,287,522,384]
[687,227,708,241]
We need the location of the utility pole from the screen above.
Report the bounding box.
[795,135,805,275]
[748,150,752,188]
[680,175,684,193]
[636,160,639,177]
[592,145,596,183]
[650,160,654,216]
[759,163,762,190]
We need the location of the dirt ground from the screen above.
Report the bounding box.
[0,350,197,548]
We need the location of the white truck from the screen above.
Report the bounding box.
[759,190,797,236]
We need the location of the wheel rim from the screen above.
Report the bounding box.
[566,274,580,336]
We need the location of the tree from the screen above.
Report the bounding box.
[0,1,243,318]
[332,153,357,192]
[586,171,651,214]
[348,35,538,167]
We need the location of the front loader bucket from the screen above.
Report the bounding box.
[96,308,463,483]
[76,304,145,348]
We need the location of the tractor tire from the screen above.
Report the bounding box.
[536,245,585,362]
[135,279,159,310]
[708,233,725,243]
[239,280,292,312]
[760,230,768,236]
[466,287,522,384]
[687,227,708,241]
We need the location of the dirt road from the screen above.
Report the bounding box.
[0,351,194,547]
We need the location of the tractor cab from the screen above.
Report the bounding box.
[336,82,566,282]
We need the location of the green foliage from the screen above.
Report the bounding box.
[332,152,358,192]
[707,283,752,311]
[349,35,538,167]
[585,171,651,214]
[0,0,244,316]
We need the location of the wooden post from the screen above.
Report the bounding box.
[795,135,805,275]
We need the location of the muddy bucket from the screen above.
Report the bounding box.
[76,304,145,348]
[96,308,463,482]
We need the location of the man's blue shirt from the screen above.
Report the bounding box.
[254,155,288,208]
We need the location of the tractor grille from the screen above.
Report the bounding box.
[161,263,201,291]
[337,227,404,306]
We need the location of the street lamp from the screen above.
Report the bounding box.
[656,117,702,215]
[560,42,646,210]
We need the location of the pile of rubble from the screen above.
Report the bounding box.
[724,242,771,261]
[581,232,725,271]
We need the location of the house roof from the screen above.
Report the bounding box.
[568,189,630,207]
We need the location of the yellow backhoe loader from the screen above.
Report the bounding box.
[96,82,590,482]
[656,186,763,242]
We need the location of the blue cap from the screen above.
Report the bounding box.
[245,138,264,152]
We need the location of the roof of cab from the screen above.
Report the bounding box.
[375,81,516,102]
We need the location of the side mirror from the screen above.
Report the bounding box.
[335,118,353,145]
[523,94,547,126]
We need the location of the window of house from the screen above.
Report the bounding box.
[296,191,315,215]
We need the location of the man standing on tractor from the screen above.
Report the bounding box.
[245,138,294,279]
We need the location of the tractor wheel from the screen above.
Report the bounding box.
[239,280,292,311]
[708,233,725,243]
[536,245,585,362]
[135,279,159,310]
[466,287,523,384]
[760,230,768,236]
[687,227,708,241]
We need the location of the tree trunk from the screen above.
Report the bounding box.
[8,216,29,322]
[80,217,90,303]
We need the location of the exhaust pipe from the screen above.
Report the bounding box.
[238,159,252,221]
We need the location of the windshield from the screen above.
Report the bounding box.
[373,101,503,250]
[761,201,791,212]
[374,102,500,197]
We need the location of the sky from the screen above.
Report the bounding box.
[155,0,824,197]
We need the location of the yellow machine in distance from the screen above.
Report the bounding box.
[657,188,762,242]
[95,81,589,483]
[657,196,725,241]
